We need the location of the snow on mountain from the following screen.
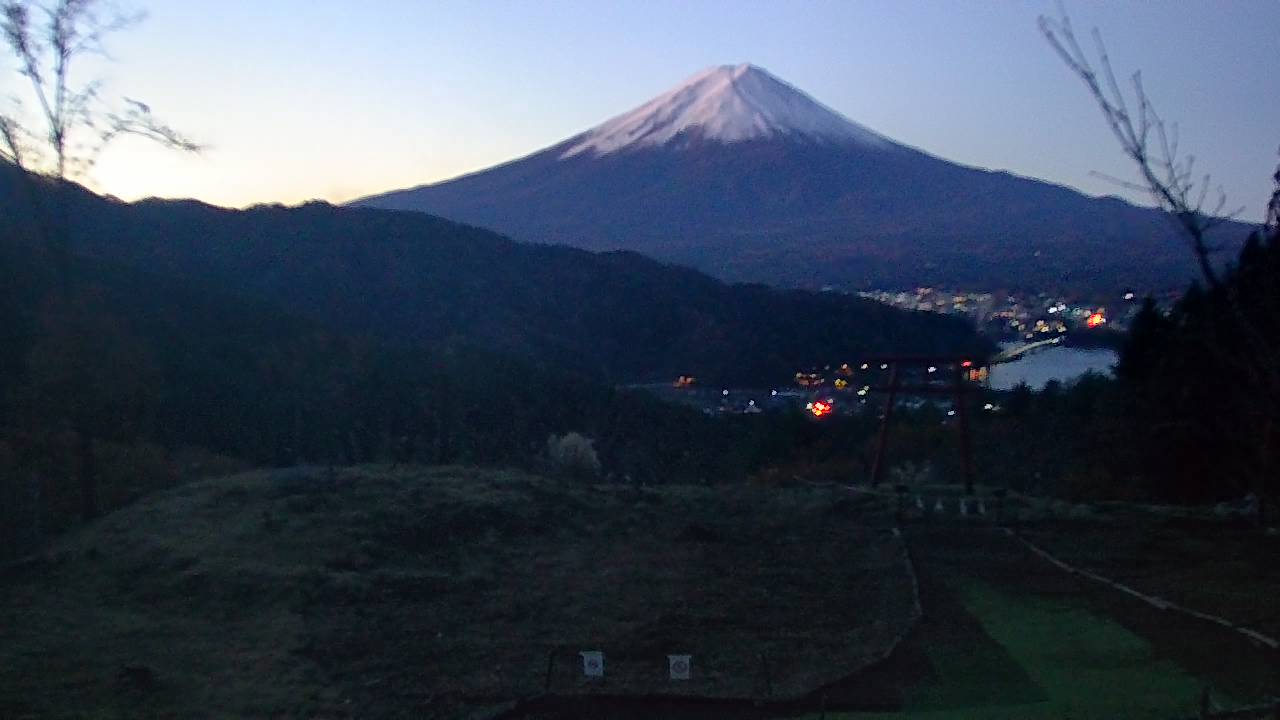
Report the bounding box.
[355,63,1246,292]
[560,63,891,158]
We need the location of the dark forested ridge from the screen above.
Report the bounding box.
[0,165,988,387]
[0,231,832,549]
[1110,220,1280,505]
[959,204,1280,509]
[0,165,986,552]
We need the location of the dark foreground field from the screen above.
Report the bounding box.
[2,468,1275,720]
[808,523,1278,719]
[0,466,916,719]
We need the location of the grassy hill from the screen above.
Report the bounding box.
[0,466,914,719]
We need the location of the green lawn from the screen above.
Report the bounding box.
[813,579,1220,720]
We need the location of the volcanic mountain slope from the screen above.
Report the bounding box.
[357,63,1244,293]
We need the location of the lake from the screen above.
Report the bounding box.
[989,342,1118,390]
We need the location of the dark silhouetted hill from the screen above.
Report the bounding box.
[1,164,988,387]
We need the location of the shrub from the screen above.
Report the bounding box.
[545,432,601,479]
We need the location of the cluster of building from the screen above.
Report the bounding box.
[856,287,1152,337]
[648,286,1170,417]
[655,358,990,419]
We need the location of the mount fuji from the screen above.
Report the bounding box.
[557,63,892,157]
[356,64,1242,292]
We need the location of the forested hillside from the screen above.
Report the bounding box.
[1,167,936,554]
[0,234,778,552]
[0,165,988,386]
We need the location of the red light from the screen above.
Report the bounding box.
[1086,312,1106,328]
[961,360,973,368]
[809,400,833,418]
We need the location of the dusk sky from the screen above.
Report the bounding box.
[7,0,1277,220]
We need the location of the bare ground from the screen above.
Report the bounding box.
[0,466,917,719]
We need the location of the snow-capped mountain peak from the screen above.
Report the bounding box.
[560,63,889,159]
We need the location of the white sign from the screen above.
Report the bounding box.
[668,654,691,680]
[580,650,604,678]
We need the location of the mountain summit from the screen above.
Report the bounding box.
[357,64,1242,292]
[560,64,890,158]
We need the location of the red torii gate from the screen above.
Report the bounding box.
[860,355,982,495]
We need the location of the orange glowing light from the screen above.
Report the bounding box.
[809,400,833,418]
[1086,312,1106,328]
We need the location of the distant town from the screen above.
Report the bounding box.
[854,286,1176,337]
[640,286,1159,418]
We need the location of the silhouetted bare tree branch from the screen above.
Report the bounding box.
[0,0,200,182]
[0,0,199,522]
[1266,153,1280,239]
[1042,7,1280,521]
[1039,7,1243,291]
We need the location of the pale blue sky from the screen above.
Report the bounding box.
[6,1,1276,220]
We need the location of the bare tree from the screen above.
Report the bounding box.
[0,0,198,182]
[0,0,198,522]
[1266,158,1280,239]
[1038,8,1243,291]
[1041,7,1279,520]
